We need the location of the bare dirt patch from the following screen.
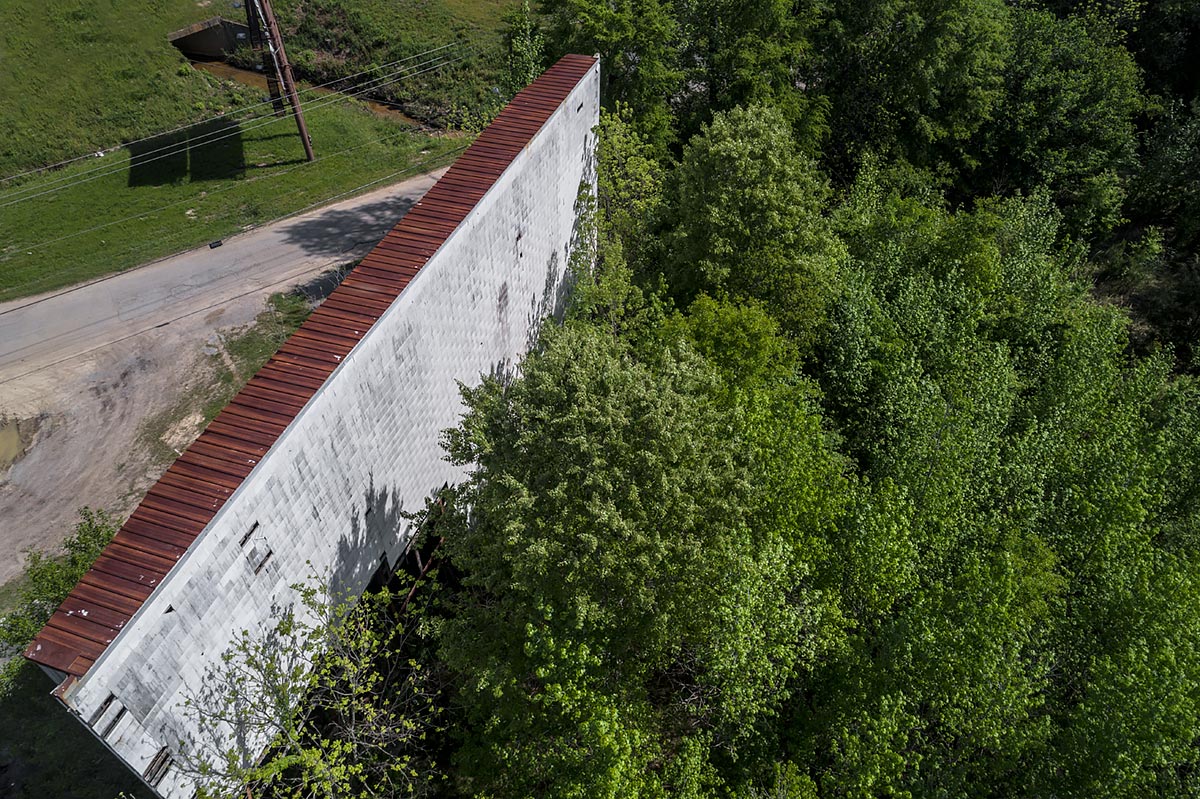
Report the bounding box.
[159,411,205,456]
[0,284,318,587]
[0,295,267,586]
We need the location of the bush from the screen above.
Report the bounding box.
[0,508,117,696]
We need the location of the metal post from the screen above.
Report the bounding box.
[253,0,315,162]
[244,0,286,116]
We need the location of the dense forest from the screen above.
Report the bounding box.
[415,1,1200,796]
[188,1,1200,796]
[187,1,1200,797]
[5,1,1200,797]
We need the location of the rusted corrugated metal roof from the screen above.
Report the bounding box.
[24,54,598,679]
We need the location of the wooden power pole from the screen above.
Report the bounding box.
[244,1,286,116]
[251,0,315,162]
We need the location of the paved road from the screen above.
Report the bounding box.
[0,168,446,386]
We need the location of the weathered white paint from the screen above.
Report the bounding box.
[58,62,599,798]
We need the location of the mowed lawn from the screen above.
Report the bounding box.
[0,105,464,301]
[0,0,504,302]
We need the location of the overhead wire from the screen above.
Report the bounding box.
[0,41,464,185]
[0,47,465,204]
[0,46,474,208]
[2,141,467,301]
[7,131,467,258]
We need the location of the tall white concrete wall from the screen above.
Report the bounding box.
[60,63,599,798]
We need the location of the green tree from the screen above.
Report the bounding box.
[0,508,116,697]
[595,104,667,277]
[540,0,683,150]
[433,298,846,796]
[675,0,825,145]
[813,0,1013,176]
[783,172,1200,796]
[669,104,845,352]
[970,8,1143,240]
[501,0,547,98]
[1127,0,1200,101]
[181,581,443,799]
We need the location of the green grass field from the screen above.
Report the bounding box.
[0,0,509,176]
[0,103,465,300]
[0,1,254,177]
[0,0,510,302]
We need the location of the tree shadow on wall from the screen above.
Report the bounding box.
[524,163,596,352]
[526,249,566,352]
[331,474,411,600]
[126,118,247,187]
[279,194,421,259]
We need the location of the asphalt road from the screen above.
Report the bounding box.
[0,167,446,386]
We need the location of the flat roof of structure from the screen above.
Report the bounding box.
[25,54,599,679]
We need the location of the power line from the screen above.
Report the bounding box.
[0,45,473,203]
[0,49,473,210]
[0,48,472,206]
[3,128,467,262]
[0,142,466,303]
[0,41,466,185]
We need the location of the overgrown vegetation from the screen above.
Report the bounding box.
[356,1,1200,796]
[181,578,444,799]
[268,0,513,125]
[397,2,1199,794]
[0,509,117,696]
[12,1,1200,797]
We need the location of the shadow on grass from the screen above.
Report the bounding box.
[0,661,153,799]
[126,118,245,187]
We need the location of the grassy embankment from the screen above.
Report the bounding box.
[270,0,512,121]
[0,0,510,302]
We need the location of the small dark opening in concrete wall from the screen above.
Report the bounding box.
[254,549,273,575]
[167,17,250,61]
[143,747,173,787]
[100,708,126,740]
[88,693,115,726]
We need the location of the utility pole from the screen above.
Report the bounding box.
[251,0,315,162]
[244,0,286,116]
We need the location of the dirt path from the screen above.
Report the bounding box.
[0,169,443,585]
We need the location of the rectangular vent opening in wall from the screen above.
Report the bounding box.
[254,549,273,575]
[240,521,259,547]
[101,707,126,740]
[88,693,115,726]
[143,746,173,788]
